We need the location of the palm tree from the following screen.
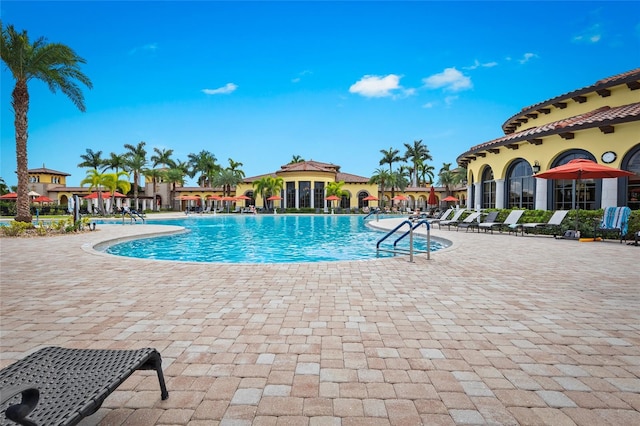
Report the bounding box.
[80,169,108,215]
[103,152,127,174]
[379,146,401,175]
[252,176,283,209]
[403,140,432,187]
[150,147,175,169]
[437,162,456,196]
[188,150,218,187]
[325,181,348,210]
[165,163,187,210]
[0,177,9,195]
[78,149,104,171]
[102,171,131,213]
[289,155,305,164]
[416,160,435,185]
[212,169,242,197]
[369,168,391,207]
[2,23,92,223]
[124,141,147,209]
[143,168,165,211]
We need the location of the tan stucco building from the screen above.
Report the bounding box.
[457,68,640,211]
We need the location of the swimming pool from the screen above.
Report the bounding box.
[104,215,443,263]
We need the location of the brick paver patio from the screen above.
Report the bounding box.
[1,215,638,425]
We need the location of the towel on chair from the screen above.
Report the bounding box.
[600,206,631,236]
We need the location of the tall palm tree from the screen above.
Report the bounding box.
[124,141,147,209]
[78,149,104,171]
[80,169,108,215]
[326,181,348,210]
[212,169,242,197]
[379,146,401,175]
[2,23,92,223]
[188,150,218,187]
[369,168,391,207]
[289,155,305,164]
[437,162,455,195]
[103,152,127,174]
[416,160,435,185]
[227,158,245,179]
[403,140,432,187]
[165,162,187,210]
[252,176,283,209]
[150,147,175,169]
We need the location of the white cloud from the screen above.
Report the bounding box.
[349,74,403,98]
[572,23,603,44]
[129,43,158,55]
[422,102,435,109]
[518,53,539,64]
[444,96,459,107]
[202,83,238,95]
[464,59,498,70]
[292,70,313,83]
[423,68,472,92]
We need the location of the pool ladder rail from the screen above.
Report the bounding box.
[376,219,431,262]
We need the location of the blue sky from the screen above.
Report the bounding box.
[1,1,639,188]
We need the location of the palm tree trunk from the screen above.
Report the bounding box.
[12,80,32,223]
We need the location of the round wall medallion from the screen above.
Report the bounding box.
[601,151,617,164]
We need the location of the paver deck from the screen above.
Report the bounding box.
[1,214,638,425]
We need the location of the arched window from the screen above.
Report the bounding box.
[481,167,495,209]
[622,144,640,210]
[340,192,351,209]
[357,192,369,208]
[552,150,597,210]
[507,160,534,209]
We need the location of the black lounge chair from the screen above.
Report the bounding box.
[0,346,168,426]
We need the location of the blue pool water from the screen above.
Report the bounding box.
[104,215,442,263]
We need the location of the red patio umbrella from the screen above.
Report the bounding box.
[179,195,201,201]
[362,195,378,201]
[325,195,340,201]
[392,195,407,201]
[267,195,282,201]
[428,186,438,206]
[442,195,458,202]
[33,195,54,203]
[0,192,17,200]
[535,158,635,234]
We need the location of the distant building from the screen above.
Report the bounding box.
[457,68,640,211]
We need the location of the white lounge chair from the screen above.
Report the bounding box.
[437,209,466,229]
[519,210,568,237]
[478,210,524,234]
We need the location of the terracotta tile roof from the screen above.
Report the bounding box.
[279,160,341,173]
[502,68,640,133]
[459,102,640,162]
[336,172,370,183]
[28,167,70,176]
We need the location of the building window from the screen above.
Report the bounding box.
[481,168,495,209]
[552,150,597,210]
[623,145,640,210]
[340,193,350,209]
[507,160,534,209]
[314,182,325,208]
[286,182,295,208]
[299,181,311,208]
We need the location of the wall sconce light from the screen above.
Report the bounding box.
[532,160,541,174]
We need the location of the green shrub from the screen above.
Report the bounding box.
[1,221,34,236]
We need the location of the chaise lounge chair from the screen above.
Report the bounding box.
[597,206,631,243]
[436,209,466,229]
[0,346,169,426]
[460,211,499,233]
[427,208,453,225]
[478,209,524,234]
[519,210,569,237]
[450,211,482,231]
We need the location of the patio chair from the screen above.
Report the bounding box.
[460,211,499,233]
[597,206,631,243]
[451,211,482,231]
[0,346,169,426]
[427,208,453,224]
[519,210,569,237]
[478,209,524,234]
[436,209,466,229]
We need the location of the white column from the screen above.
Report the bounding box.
[466,186,472,209]
[601,178,618,208]
[474,182,482,210]
[495,179,505,209]
[535,178,548,210]
[295,188,299,209]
